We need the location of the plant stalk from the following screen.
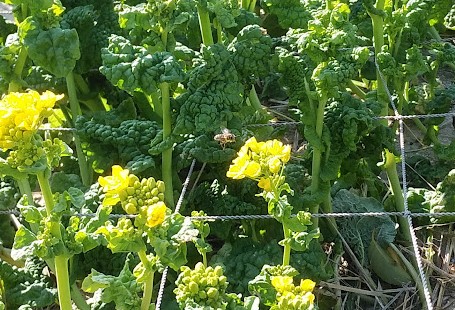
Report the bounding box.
[383,150,412,243]
[138,250,155,310]
[8,47,28,93]
[309,94,328,229]
[160,82,175,207]
[248,86,262,110]
[197,4,214,46]
[66,72,90,186]
[36,171,72,310]
[282,225,291,266]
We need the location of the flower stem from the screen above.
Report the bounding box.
[15,176,34,205]
[8,47,28,93]
[138,250,155,310]
[197,4,214,46]
[160,82,174,207]
[248,86,263,111]
[66,72,90,186]
[309,94,328,229]
[282,224,291,266]
[383,150,412,243]
[36,171,73,310]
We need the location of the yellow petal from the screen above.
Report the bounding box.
[244,161,262,178]
[268,156,282,174]
[146,201,167,228]
[271,276,294,293]
[258,177,272,192]
[300,279,316,292]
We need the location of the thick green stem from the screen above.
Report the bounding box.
[369,0,388,122]
[309,94,328,229]
[160,82,174,207]
[248,86,262,111]
[36,171,72,310]
[248,0,257,11]
[138,250,155,310]
[8,47,28,93]
[389,243,429,310]
[73,74,105,112]
[70,284,90,310]
[370,1,411,244]
[197,4,214,45]
[347,80,366,99]
[150,92,163,118]
[66,72,90,187]
[282,225,291,266]
[15,176,34,205]
[383,151,412,243]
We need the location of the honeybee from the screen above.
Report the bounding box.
[214,128,236,149]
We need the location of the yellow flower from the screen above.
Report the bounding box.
[99,165,130,205]
[244,161,261,178]
[0,90,63,150]
[258,177,272,192]
[299,279,316,292]
[271,276,294,293]
[301,291,315,305]
[146,201,167,228]
[268,156,282,174]
[265,140,291,163]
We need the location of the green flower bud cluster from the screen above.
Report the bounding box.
[174,262,229,310]
[119,175,166,215]
[6,138,64,169]
[7,140,46,168]
[273,291,316,310]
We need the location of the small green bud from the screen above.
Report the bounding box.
[218,276,227,286]
[188,281,199,294]
[147,177,156,188]
[126,187,135,196]
[198,291,207,299]
[124,203,137,214]
[206,287,219,299]
[214,266,223,276]
[156,181,165,193]
[151,188,159,196]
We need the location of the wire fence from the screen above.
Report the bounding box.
[2,77,455,310]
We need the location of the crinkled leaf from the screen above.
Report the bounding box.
[22,18,80,78]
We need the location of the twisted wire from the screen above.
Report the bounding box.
[376,60,434,310]
[155,159,196,310]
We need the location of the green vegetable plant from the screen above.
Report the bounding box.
[0,90,75,309]
[80,164,214,309]
[225,137,319,308]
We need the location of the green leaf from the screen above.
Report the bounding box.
[66,187,85,209]
[248,264,298,306]
[22,18,80,78]
[11,226,37,260]
[96,218,146,253]
[283,211,312,232]
[281,229,320,252]
[82,255,142,309]
[333,189,396,265]
[17,196,44,223]
[368,235,412,285]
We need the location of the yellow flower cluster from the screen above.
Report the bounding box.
[271,276,316,310]
[227,137,291,191]
[0,90,63,150]
[98,165,168,228]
